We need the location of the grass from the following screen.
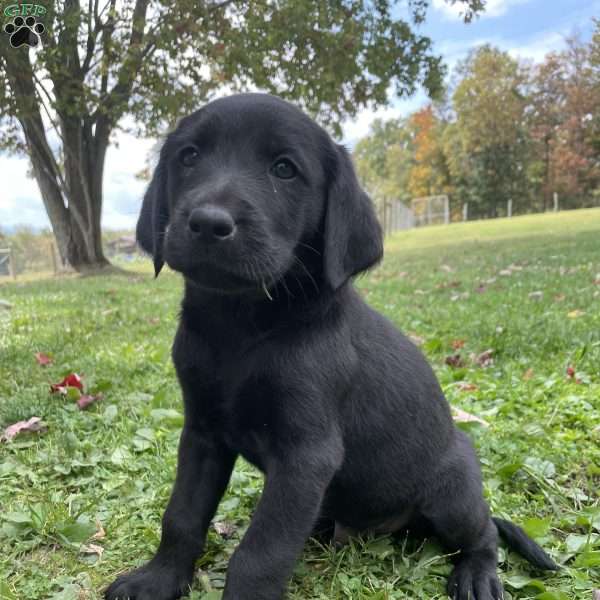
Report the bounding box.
[1,209,599,600]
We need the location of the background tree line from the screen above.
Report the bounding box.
[354,24,600,220]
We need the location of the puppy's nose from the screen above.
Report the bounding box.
[188,206,236,240]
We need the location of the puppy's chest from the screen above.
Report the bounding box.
[182,349,282,470]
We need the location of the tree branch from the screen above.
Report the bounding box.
[82,0,101,74]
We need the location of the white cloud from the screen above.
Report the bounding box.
[433,0,531,20]
[505,31,566,63]
[0,129,156,232]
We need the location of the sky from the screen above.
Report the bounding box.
[0,0,598,231]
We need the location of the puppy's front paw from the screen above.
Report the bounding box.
[105,563,192,600]
[447,559,503,600]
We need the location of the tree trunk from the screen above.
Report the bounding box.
[1,37,110,273]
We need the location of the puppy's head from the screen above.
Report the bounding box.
[137,93,382,294]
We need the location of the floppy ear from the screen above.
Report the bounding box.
[136,153,169,277]
[323,144,384,290]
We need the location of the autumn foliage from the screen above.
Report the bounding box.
[354,27,600,219]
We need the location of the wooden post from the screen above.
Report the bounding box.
[444,197,450,224]
[426,197,432,225]
[553,192,558,212]
[462,202,468,222]
[49,239,58,275]
[507,199,513,218]
[8,248,16,280]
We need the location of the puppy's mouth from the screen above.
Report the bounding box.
[167,245,291,296]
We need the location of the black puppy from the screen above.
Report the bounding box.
[106,93,557,600]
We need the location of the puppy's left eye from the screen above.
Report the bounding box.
[270,159,297,180]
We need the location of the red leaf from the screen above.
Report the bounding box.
[50,373,84,394]
[451,339,466,350]
[566,365,576,378]
[445,354,465,368]
[77,393,103,410]
[35,352,53,366]
[1,417,47,442]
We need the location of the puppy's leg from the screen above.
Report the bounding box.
[105,427,236,600]
[421,432,502,600]
[223,439,343,600]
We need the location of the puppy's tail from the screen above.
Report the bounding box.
[493,517,559,571]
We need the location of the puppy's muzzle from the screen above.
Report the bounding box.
[188,206,237,242]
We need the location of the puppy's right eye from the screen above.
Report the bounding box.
[179,146,200,167]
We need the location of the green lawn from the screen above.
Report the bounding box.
[1,209,599,600]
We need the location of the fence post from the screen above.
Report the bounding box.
[507,199,513,218]
[462,202,468,222]
[444,197,450,224]
[553,192,559,212]
[49,239,58,275]
[8,248,16,280]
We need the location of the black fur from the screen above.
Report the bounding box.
[106,93,557,600]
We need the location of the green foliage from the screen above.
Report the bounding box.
[1,209,599,598]
[0,0,485,144]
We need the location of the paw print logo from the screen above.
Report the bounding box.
[4,16,45,48]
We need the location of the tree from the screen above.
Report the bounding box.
[353,117,413,202]
[0,0,484,272]
[448,46,530,217]
[406,105,451,198]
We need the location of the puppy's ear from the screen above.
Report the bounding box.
[136,153,169,277]
[323,144,383,290]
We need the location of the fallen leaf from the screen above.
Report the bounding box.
[440,264,454,273]
[523,368,534,381]
[77,393,103,410]
[566,366,576,378]
[92,520,106,540]
[445,354,465,368]
[80,543,104,558]
[1,417,47,442]
[408,333,425,346]
[474,349,494,368]
[567,310,585,319]
[499,269,512,276]
[50,373,84,394]
[436,280,461,289]
[213,521,237,539]
[457,382,478,392]
[528,291,543,300]
[148,317,161,325]
[554,294,566,302]
[452,407,489,427]
[451,339,466,350]
[35,352,53,366]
